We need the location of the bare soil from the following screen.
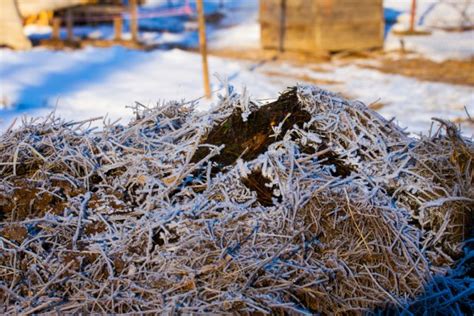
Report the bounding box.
[364,57,474,87]
[209,48,474,87]
[262,70,342,86]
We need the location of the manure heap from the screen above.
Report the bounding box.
[0,85,472,314]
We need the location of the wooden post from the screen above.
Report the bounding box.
[114,16,123,41]
[196,0,211,99]
[410,0,417,32]
[278,0,286,53]
[66,9,74,41]
[52,18,61,40]
[130,0,138,41]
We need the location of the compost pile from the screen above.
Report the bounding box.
[0,85,472,314]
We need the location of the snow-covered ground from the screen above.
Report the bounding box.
[1,0,473,136]
[1,46,472,136]
[20,1,474,60]
[385,30,474,62]
[206,0,474,61]
[264,61,474,135]
[0,47,275,122]
[384,0,474,61]
[24,0,260,50]
[385,0,474,30]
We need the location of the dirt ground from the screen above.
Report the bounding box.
[364,57,474,87]
[209,48,474,88]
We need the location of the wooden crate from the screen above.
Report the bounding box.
[260,0,384,54]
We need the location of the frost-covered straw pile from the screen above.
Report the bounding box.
[0,85,472,314]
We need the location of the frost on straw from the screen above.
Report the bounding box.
[0,85,472,314]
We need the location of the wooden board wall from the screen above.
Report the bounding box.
[260,0,384,53]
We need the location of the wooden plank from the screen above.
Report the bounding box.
[261,23,316,52]
[72,5,124,15]
[260,0,281,49]
[317,22,383,51]
[114,16,122,41]
[52,18,61,40]
[260,0,384,53]
[66,9,74,41]
[130,0,138,41]
[326,0,382,7]
[260,0,317,52]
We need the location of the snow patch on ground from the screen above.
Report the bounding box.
[384,0,474,61]
[209,22,260,51]
[385,0,474,30]
[20,0,474,62]
[262,61,474,136]
[209,1,260,50]
[2,1,473,136]
[385,30,474,62]
[0,47,283,128]
[1,47,473,136]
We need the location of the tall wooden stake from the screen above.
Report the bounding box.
[197,0,211,99]
[278,0,286,52]
[130,0,138,41]
[66,9,74,41]
[114,16,123,41]
[410,0,417,32]
[52,18,61,40]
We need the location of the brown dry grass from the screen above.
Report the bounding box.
[0,86,472,314]
[210,47,474,88]
[208,48,331,64]
[262,70,342,86]
[364,57,474,86]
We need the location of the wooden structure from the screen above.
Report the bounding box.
[0,0,94,50]
[260,0,384,55]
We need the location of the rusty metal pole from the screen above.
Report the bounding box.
[196,0,211,99]
[410,0,417,32]
[130,0,138,41]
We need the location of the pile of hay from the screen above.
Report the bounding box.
[0,85,472,314]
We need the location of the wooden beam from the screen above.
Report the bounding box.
[114,16,123,41]
[196,0,211,99]
[278,0,286,52]
[66,9,74,41]
[52,17,61,40]
[130,0,138,41]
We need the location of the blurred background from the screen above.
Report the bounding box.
[0,0,473,135]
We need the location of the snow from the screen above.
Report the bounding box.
[209,20,260,51]
[384,0,474,61]
[384,0,474,30]
[206,0,474,59]
[208,1,260,50]
[1,47,473,137]
[0,47,281,128]
[1,0,473,137]
[385,30,474,62]
[138,0,260,50]
[262,61,474,136]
